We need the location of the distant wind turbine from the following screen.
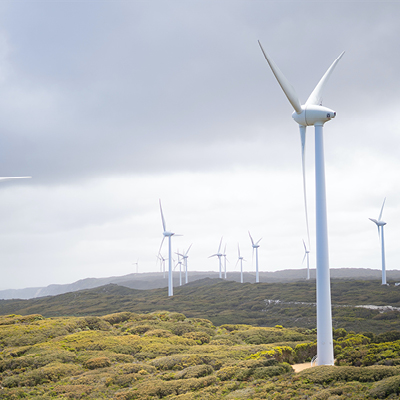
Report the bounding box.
[236,244,246,284]
[302,240,310,280]
[157,254,166,278]
[249,232,262,283]
[222,244,228,279]
[133,259,139,274]
[175,253,183,286]
[177,244,192,284]
[209,237,223,279]
[158,199,181,296]
[369,198,387,285]
[259,42,344,366]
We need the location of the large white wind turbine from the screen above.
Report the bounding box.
[249,231,262,283]
[158,199,181,296]
[369,198,387,285]
[259,42,344,366]
[209,237,223,279]
[236,244,246,284]
[302,240,310,280]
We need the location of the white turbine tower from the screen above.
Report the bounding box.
[222,244,228,279]
[177,244,192,284]
[259,42,344,366]
[175,253,183,286]
[302,240,310,280]
[158,199,181,296]
[249,232,262,283]
[133,259,139,274]
[369,198,387,285]
[209,237,223,279]
[236,244,246,284]
[157,254,167,278]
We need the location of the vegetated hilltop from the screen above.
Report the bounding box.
[1,267,398,300]
[1,311,400,399]
[1,279,400,334]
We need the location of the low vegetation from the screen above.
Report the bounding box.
[2,279,400,333]
[1,312,400,398]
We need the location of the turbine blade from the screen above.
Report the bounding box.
[305,51,345,106]
[302,253,307,264]
[248,231,255,246]
[218,237,223,253]
[159,199,166,232]
[238,244,241,258]
[157,236,165,259]
[185,243,193,256]
[300,125,311,249]
[0,176,32,180]
[258,41,302,114]
[379,198,386,221]
[256,238,262,245]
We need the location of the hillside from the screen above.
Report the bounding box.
[1,278,400,334]
[1,267,399,300]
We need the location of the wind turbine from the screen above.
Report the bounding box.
[158,199,181,296]
[249,231,262,283]
[302,240,310,280]
[175,253,183,286]
[209,237,223,279]
[222,244,228,279]
[259,42,344,366]
[177,244,192,284]
[157,254,167,278]
[236,244,246,283]
[133,259,139,274]
[369,198,387,285]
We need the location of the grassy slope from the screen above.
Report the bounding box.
[1,279,400,334]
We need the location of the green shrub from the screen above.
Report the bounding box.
[101,312,133,325]
[2,362,83,387]
[174,365,214,379]
[144,329,173,338]
[298,365,400,384]
[84,356,111,369]
[294,342,317,363]
[183,331,210,344]
[252,365,292,379]
[150,354,204,370]
[368,374,400,398]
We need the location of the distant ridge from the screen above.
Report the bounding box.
[1,268,399,300]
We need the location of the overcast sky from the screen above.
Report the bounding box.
[0,0,399,289]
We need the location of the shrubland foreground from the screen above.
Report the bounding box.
[2,313,400,398]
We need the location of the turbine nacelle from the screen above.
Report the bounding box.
[163,231,175,237]
[292,105,336,127]
[369,218,386,227]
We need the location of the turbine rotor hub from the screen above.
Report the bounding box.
[292,105,336,126]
